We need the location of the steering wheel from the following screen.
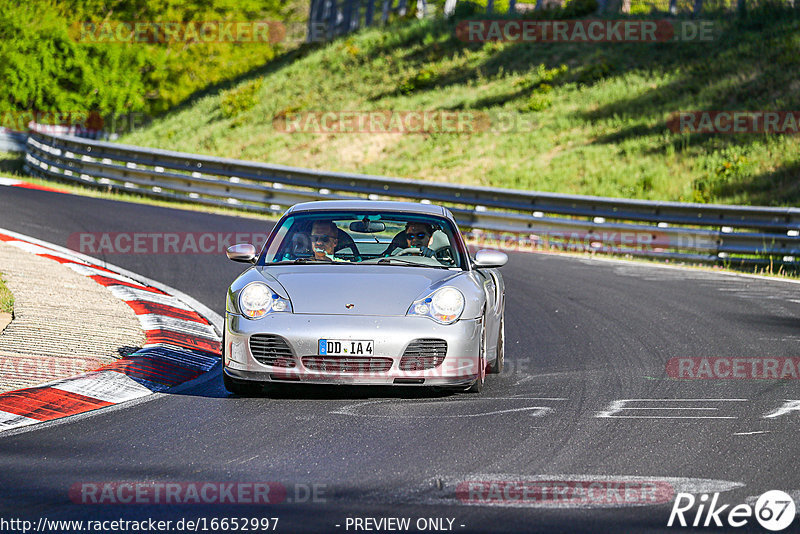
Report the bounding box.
[392,246,454,262]
[433,245,455,264]
[392,247,429,257]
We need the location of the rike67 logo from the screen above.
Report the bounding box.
[668,490,796,531]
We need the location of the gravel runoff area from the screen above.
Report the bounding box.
[0,240,145,392]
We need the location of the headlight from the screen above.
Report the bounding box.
[408,287,465,324]
[238,282,291,319]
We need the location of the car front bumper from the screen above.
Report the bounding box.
[223,312,481,386]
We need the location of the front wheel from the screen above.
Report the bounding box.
[488,318,504,374]
[466,325,486,393]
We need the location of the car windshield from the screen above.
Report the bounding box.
[258,211,467,269]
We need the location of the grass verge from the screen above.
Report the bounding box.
[0,275,13,315]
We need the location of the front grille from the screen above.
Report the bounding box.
[249,334,296,368]
[302,357,393,373]
[399,339,447,371]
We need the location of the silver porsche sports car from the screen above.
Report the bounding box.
[222,200,507,394]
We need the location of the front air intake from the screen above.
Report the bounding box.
[399,339,447,371]
[249,334,296,368]
[301,357,393,373]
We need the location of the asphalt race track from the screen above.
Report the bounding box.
[0,186,798,533]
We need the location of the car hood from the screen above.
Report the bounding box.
[256,265,462,316]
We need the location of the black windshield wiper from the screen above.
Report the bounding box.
[272,258,346,265]
[376,258,447,268]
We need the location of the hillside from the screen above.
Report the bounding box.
[0,0,298,118]
[113,5,799,206]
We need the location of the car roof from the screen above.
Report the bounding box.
[287,200,447,217]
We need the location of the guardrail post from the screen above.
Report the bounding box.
[416,0,428,18]
[365,0,375,25]
[595,0,606,14]
[382,0,392,23]
[327,0,339,38]
[342,0,355,32]
[307,0,321,41]
[736,0,746,14]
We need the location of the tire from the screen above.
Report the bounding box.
[488,318,504,374]
[466,325,486,393]
[223,371,263,396]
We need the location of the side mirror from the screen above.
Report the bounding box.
[226,243,257,263]
[473,249,508,268]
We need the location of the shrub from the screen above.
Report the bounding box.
[575,58,615,85]
[525,92,553,111]
[0,0,285,124]
[398,67,437,94]
[220,80,264,119]
[561,0,599,17]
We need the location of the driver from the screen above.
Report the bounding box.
[310,220,340,261]
[400,222,435,257]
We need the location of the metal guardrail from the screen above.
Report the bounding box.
[0,130,28,153]
[22,130,800,268]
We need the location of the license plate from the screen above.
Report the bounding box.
[319,339,374,356]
